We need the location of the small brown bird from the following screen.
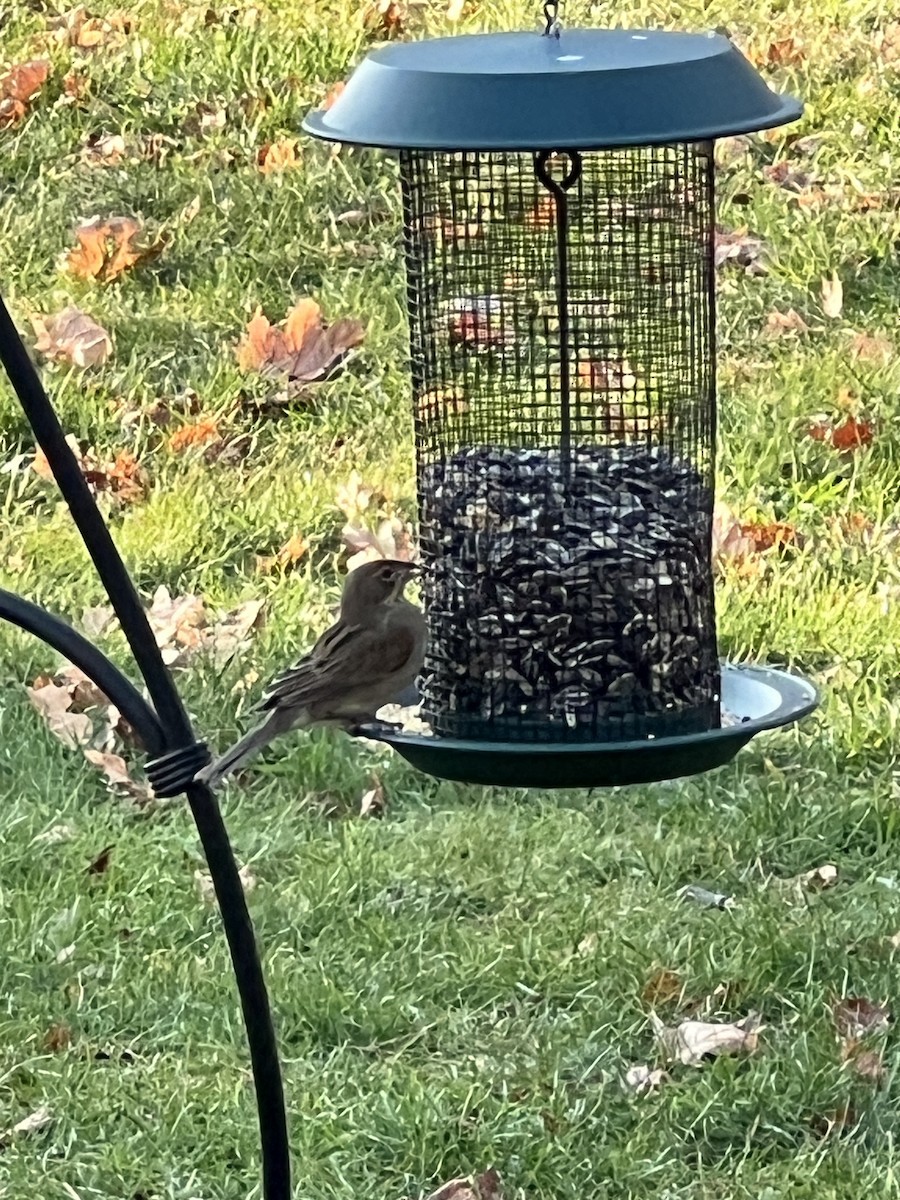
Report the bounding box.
[196,559,426,787]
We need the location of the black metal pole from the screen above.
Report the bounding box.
[0,295,291,1200]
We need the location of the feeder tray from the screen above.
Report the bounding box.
[361,664,818,788]
[305,26,818,786]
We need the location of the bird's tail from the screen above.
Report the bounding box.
[195,710,290,788]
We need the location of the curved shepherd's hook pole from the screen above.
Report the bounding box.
[0,295,291,1200]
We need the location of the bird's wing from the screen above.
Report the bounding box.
[256,618,418,713]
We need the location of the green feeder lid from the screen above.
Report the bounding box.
[302,28,802,151]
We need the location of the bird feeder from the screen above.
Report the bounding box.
[303,25,818,788]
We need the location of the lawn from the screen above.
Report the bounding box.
[1,0,900,1197]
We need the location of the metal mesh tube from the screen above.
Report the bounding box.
[401,144,720,742]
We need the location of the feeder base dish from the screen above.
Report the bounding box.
[359,663,818,788]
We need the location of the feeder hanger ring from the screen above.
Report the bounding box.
[542,0,561,38]
[534,148,582,194]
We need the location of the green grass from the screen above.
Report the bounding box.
[2,0,900,1197]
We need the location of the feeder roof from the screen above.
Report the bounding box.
[302,28,802,151]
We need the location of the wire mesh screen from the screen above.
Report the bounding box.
[400,144,720,743]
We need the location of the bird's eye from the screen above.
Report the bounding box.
[379,566,394,580]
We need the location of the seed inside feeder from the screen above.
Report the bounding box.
[417,443,720,743]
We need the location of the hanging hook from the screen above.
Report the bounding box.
[543,0,561,38]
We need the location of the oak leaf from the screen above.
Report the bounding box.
[32,306,112,367]
[236,299,365,382]
[83,748,154,807]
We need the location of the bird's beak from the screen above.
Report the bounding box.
[404,562,424,575]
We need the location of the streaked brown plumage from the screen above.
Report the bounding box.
[196,559,426,787]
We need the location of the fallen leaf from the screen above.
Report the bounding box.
[86,844,114,875]
[808,416,874,452]
[641,968,683,1007]
[236,299,365,382]
[359,777,386,818]
[205,598,266,668]
[851,333,893,363]
[712,501,799,564]
[61,70,91,103]
[425,1170,502,1200]
[0,1105,52,1147]
[34,823,76,844]
[650,1011,763,1066]
[56,943,76,964]
[65,215,166,283]
[622,1063,670,1094]
[43,1023,72,1052]
[195,862,257,905]
[0,59,51,128]
[32,306,112,367]
[255,531,309,574]
[49,6,133,51]
[764,308,809,336]
[714,228,766,275]
[168,418,220,453]
[796,863,839,890]
[762,160,816,192]
[364,0,405,36]
[343,517,417,571]
[81,131,126,165]
[841,1039,886,1083]
[26,678,94,748]
[257,138,300,173]
[335,470,379,521]
[833,997,891,1038]
[812,1102,859,1139]
[821,274,844,319]
[32,435,146,503]
[83,749,154,807]
[446,0,465,19]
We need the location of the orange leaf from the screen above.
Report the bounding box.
[236,309,288,373]
[283,298,322,352]
[0,59,51,128]
[257,138,300,173]
[168,419,220,453]
[831,416,874,451]
[256,531,309,574]
[65,216,165,282]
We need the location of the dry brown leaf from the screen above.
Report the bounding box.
[83,748,154,807]
[81,131,126,165]
[27,678,94,749]
[812,1102,859,1139]
[764,308,809,336]
[49,6,133,51]
[821,273,844,319]
[622,1063,671,1094]
[65,215,166,282]
[833,997,891,1038]
[364,0,405,36]
[32,306,112,368]
[86,844,114,875]
[255,532,309,575]
[712,501,798,566]
[807,415,874,452]
[0,59,51,128]
[257,138,300,173]
[236,299,365,382]
[650,1011,763,1066]
[641,968,683,1008]
[714,228,766,275]
[796,863,839,890]
[32,435,146,504]
[43,1023,72,1052]
[343,517,417,571]
[425,1170,502,1200]
[841,1038,887,1083]
[0,1105,52,1147]
[359,777,386,818]
[195,862,257,905]
[168,418,220,453]
[851,332,894,363]
[62,70,91,103]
